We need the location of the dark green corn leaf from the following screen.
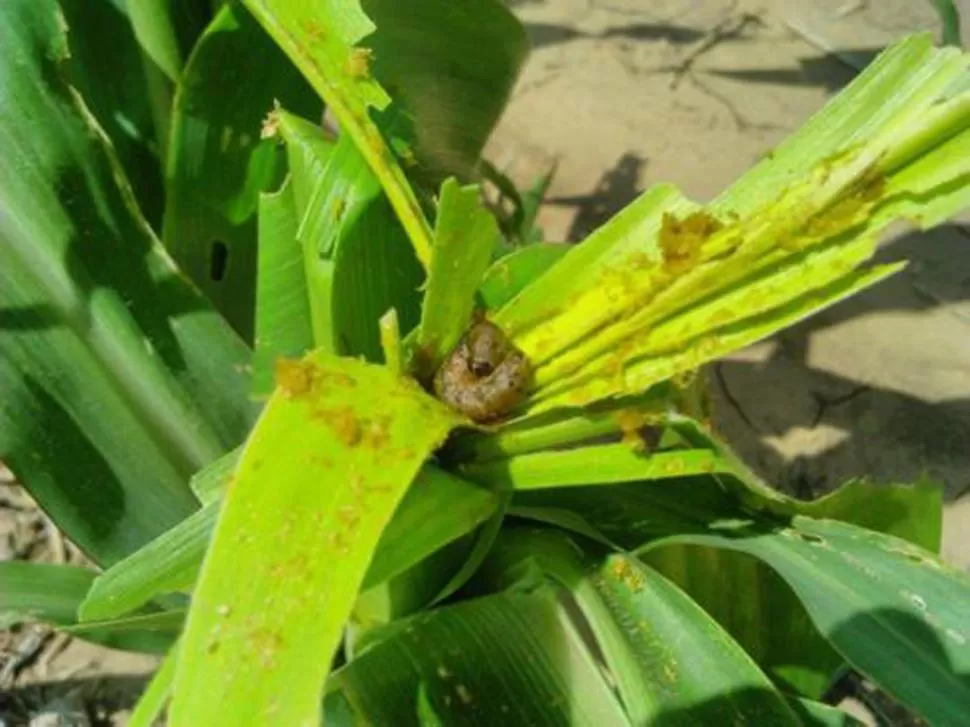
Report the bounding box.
[364,466,499,590]
[59,0,165,229]
[642,545,844,700]
[643,517,970,727]
[163,2,321,339]
[125,0,212,82]
[796,476,943,553]
[478,158,526,241]
[362,0,528,183]
[0,562,174,654]
[1,562,99,627]
[63,609,185,640]
[123,0,213,155]
[276,110,425,362]
[929,0,962,46]
[325,589,631,726]
[416,682,447,726]
[0,0,255,566]
[503,455,944,699]
[512,473,752,547]
[480,528,800,726]
[427,490,512,607]
[252,179,314,397]
[327,138,426,363]
[78,500,215,622]
[517,164,557,243]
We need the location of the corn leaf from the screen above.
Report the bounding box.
[59,0,165,229]
[274,111,339,348]
[129,644,178,727]
[512,477,747,548]
[63,610,184,640]
[162,2,321,338]
[239,0,433,266]
[2,562,101,628]
[0,0,255,566]
[479,242,569,311]
[493,36,970,418]
[79,500,214,622]
[493,183,693,342]
[275,110,425,363]
[189,446,241,504]
[360,0,528,184]
[169,351,461,726]
[643,518,970,726]
[80,463,497,622]
[929,0,962,46]
[481,528,801,726]
[796,478,943,554]
[461,443,736,492]
[713,35,964,215]
[414,179,499,376]
[125,0,211,82]
[786,696,865,727]
[327,140,426,363]
[661,416,944,554]
[240,0,528,268]
[252,179,315,397]
[449,386,675,462]
[0,562,174,654]
[324,589,631,725]
[363,466,499,588]
[509,469,945,702]
[642,546,844,700]
[380,308,403,375]
[275,110,337,218]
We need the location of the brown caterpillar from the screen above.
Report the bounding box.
[434,320,532,423]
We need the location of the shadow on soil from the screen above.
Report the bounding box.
[705,47,884,93]
[524,20,707,50]
[711,224,970,502]
[544,152,647,241]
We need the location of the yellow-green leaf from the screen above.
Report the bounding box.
[414,178,499,376]
[169,351,460,726]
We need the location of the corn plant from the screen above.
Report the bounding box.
[929,0,962,47]
[3,1,970,726]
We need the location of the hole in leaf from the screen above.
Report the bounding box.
[209,240,229,282]
[795,531,825,545]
